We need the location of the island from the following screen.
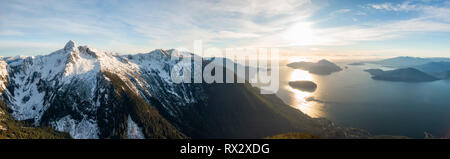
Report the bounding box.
[348,62,365,66]
[287,59,342,75]
[288,81,317,92]
[364,68,439,82]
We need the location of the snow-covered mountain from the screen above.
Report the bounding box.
[0,41,374,139]
[1,41,196,138]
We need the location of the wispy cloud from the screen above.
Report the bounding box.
[332,9,352,14]
[190,0,311,17]
[369,1,417,11]
[359,0,450,40]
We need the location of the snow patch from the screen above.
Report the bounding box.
[127,115,145,139]
[53,115,99,139]
[9,80,45,121]
[63,46,100,79]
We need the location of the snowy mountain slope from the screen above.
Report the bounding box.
[0,41,196,138]
[1,41,105,138]
[125,50,207,118]
[0,60,7,94]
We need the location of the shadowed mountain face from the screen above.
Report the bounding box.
[0,41,374,139]
[287,59,342,75]
[180,79,371,139]
[365,68,439,82]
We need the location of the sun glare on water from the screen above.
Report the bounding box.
[289,69,313,81]
[286,66,324,118]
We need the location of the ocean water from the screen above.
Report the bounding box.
[256,58,450,138]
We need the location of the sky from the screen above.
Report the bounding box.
[0,0,450,58]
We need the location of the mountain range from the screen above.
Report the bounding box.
[414,62,450,80]
[363,57,450,82]
[371,56,450,68]
[365,68,439,82]
[0,41,381,139]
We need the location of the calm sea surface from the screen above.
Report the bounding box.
[255,58,450,138]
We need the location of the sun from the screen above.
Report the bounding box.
[282,22,316,46]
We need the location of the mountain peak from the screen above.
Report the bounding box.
[64,40,76,52]
[63,41,105,59]
[317,59,332,64]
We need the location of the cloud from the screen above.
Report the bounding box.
[332,19,449,43]
[333,9,352,14]
[190,0,311,17]
[216,31,261,39]
[369,2,417,11]
[0,30,24,36]
[0,40,60,49]
[1,0,450,57]
[113,0,317,48]
[422,6,450,22]
[368,0,450,22]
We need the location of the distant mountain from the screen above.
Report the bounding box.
[364,68,439,82]
[287,59,342,75]
[288,81,317,92]
[436,71,450,79]
[361,57,450,82]
[413,62,450,79]
[0,41,373,139]
[414,62,450,73]
[371,56,450,68]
